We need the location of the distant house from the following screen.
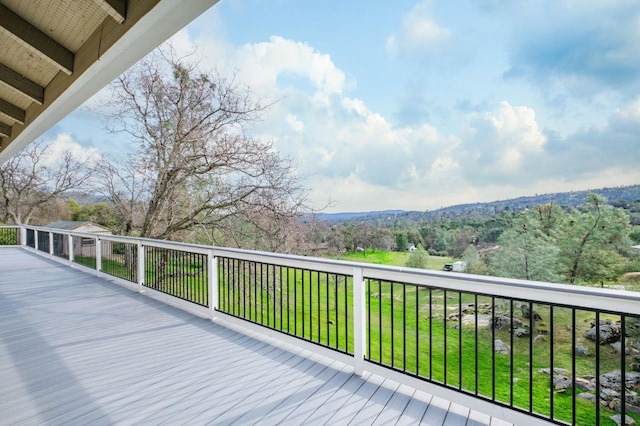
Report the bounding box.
[407,244,417,252]
[46,221,112,257]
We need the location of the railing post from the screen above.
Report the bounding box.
[95,236,102,272]
[20,226,26,247]
[208,250,218,320]
[68,233,74,263]
[49,232,54,256]
[137,240,144,292]
[353,267,366,376]
[34,230,38,251]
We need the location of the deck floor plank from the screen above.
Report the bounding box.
[0,248,512,425]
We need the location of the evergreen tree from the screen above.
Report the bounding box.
[490,210,560,282]
[395,233,408,251]
[555,194,630,284]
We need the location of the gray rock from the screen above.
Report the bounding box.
[520,303,543,321]
[553,375,572,390]
[533,335,546,343]
[493,314,518,330]
[578,393,597,402]
[610,414,636,426]
[513,328,529,337]
[600,388,620,402]
[611,341,630,355]
[576,377,596,391]
[539,367,569,375]
[461,314,492,327]
[575,346,589,356]
[494,339,509,354]
[586,320,620,345]
[601,371,640,388]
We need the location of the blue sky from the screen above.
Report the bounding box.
[46,0,640,212]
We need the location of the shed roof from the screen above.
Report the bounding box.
[45,221,110,232]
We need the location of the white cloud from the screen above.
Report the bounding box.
[463,101,547,176]
[234,36,347,102]
[41,133,101,167]
[387,1,451,55]
[614,96,640,123]
[285,114,304,133]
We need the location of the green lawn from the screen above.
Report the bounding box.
[340,249,454,270]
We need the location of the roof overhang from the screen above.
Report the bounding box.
[0,0,219,164]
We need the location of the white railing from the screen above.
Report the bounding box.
[3,224,640,426]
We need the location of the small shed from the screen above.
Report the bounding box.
[46,221,112,257]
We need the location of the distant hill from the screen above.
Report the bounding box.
[421,185,640,218]
[316,185,640,223]
[314,210,406,222]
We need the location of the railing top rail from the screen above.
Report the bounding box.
[19,224,640,314]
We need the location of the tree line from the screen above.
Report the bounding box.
[307,195,640,285]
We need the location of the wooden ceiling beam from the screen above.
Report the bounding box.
[0,3,74,75]
[94,0,127,24]
[0,123,11,138]
[0,63,45,105]
[0,98,25,124]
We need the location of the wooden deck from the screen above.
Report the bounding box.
[0,248,510,425]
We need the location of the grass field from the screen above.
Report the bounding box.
[340,249,454,270]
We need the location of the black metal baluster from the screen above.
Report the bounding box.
[302,269,306,338]
[325,272,330,347]
[621,314,626,425]
[391,281,395,368]
[403,282,407,372]
[416,284,419,376]
[333,274,342,353]
[492,296,496,401]
[475,293,478,396]
[317,271,321,343]
[458,291,462,390]
[596,311,600,426]
[550,305,554,420]
[444,290,447,385]
[344,275,349,354]
[294,268,298,335]
[379,279,382,362]
[572,308,576,426]
[529,301,533,412]
[429,288,433,380]
[510,299,514,406]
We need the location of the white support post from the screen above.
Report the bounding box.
[34,230,38,251]
[208,250,218,320]
[353,267,366,376]
[137,241,144,292]
[49,232,54,256]
[68,233,74,263]
[20,226,26,247]
[95,237,102,272]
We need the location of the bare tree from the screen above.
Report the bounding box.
[95,48,308,243]
[0,140,91,224]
